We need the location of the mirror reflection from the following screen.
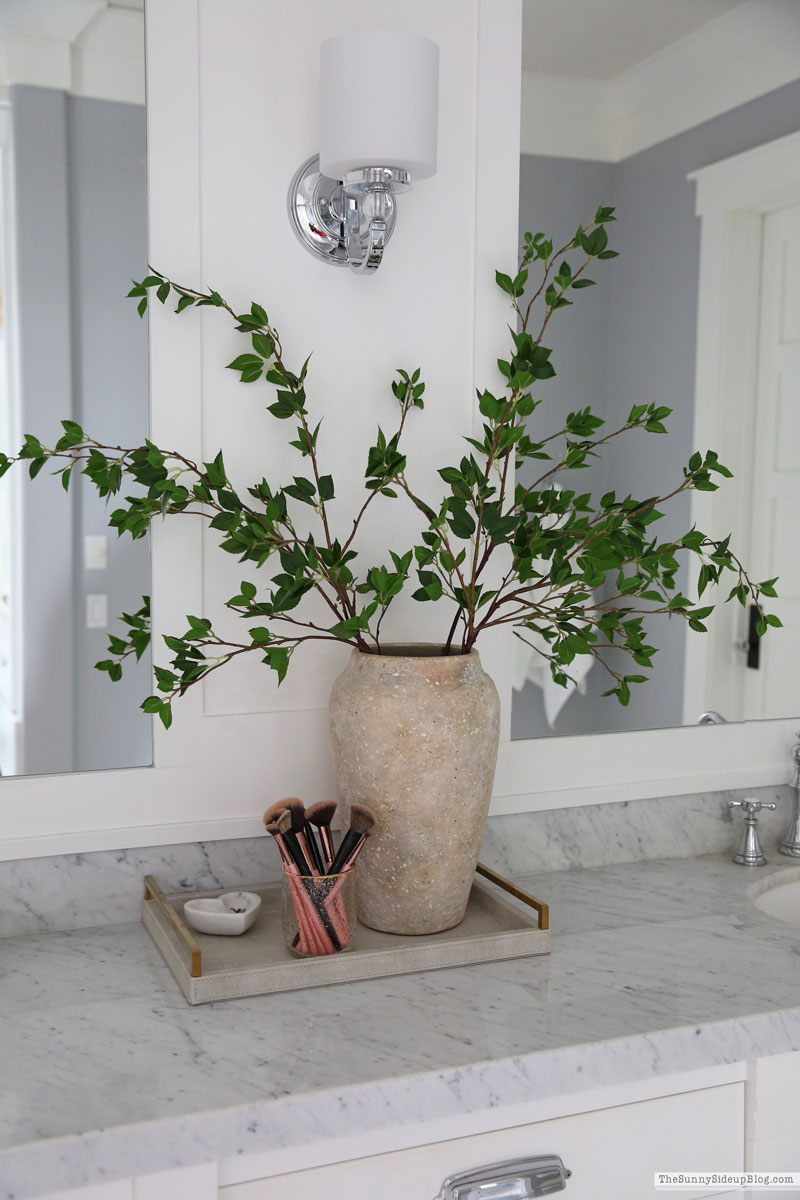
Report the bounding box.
[512,0,800,739]
[0,0,150,775]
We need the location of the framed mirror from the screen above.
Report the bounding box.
[0,0,796,862]
[511,0,800,743]
[0,0,150,777]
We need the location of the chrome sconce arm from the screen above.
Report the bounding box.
[289,159,411,274]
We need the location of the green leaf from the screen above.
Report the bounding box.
[447,503,476,539]
[318,475,335,502]
[268,398,296,419]
[495,270,514,296]
[579,226,609,256]
[204,451,226,488]
[478,391,506,421]
[227,353,263,372]
[263,646,290,684]
[59,419,85,446]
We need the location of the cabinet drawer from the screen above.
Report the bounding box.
[221,1081,744,1200]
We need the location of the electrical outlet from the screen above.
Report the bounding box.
[85,593,108,630]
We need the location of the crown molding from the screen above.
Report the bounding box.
[521,0,800,164]
[0,8,144,105]
[520,71,612,162]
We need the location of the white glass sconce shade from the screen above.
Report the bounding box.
[288,30,440,273]
[320,31,439,182]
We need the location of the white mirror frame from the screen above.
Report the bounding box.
[1,2,797,863]
[495,130,800,817]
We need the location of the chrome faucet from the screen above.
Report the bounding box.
[779,732,800,857]
[728,798,776,866]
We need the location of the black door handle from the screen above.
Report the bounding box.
[746,604,761,669]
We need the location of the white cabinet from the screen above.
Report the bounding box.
[35,1165,219,1200]
[220,1082,744,1200]
[747,1049,800,1178]
[35,1185,132,1200]
[39,1052,800,1200]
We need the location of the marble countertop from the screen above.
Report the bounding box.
[4,852,800,1198]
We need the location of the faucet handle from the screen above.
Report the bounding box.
[728,798,775,866]
[728,798,777,816]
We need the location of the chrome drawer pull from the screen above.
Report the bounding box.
[434,1154,571,1199]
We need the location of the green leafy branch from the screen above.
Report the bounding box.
[405,203,779,702]
[0,273,435,722]
[0,204,780,720]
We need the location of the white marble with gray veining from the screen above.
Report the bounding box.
[0,836,284,938]
[0,784,791,938]
[481,784,792,876]
[3,851,800,1198]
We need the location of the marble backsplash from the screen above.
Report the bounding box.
[0,783,792,938]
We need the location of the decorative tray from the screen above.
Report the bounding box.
[141,863,549,1005]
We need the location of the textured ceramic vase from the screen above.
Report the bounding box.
[328,645,501,935]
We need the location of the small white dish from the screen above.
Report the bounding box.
[183,891,261,936]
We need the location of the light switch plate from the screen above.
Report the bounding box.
[86,593,108,629]
[84,535,108,570]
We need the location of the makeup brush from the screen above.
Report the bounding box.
[301,807,325,875]
[305,800,337,871]
[263,815,326,954]
[324,825,376,936]
[276,809,341,951]
[263,799,312,876]
[336,822,374,871]
[284,797,322,877]
[329,803,376,876]
[308,827,373,952]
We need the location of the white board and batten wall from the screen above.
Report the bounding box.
[0,0,798,861]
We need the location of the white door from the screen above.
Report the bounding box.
[742,203,800,719]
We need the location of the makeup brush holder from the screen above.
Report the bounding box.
[281,865,357,957]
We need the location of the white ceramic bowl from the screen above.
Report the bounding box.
[183,891,261,936]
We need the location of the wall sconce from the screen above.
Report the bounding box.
[289,31,439,274]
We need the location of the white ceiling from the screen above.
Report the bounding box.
[522,0,751,80]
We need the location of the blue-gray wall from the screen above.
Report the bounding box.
[513,76,800,740]
[11,87,75,773]
[513,156,614,740]
[10,85,151,775]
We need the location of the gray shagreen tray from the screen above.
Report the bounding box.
[141,864,550,1005]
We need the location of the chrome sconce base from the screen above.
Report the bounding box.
[288,155,411,274]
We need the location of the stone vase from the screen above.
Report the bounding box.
[328,644,501,935]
